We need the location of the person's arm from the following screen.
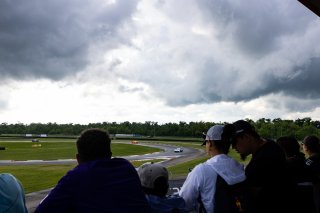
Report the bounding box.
[35,172,74,213]
[179,166,202,212]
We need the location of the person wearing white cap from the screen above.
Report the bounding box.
[179,124,246,213]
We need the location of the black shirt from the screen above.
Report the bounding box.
[244,139,292,213]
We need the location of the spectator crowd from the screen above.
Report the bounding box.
[1,121,319,213]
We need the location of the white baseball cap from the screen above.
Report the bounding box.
[202,125,224,145]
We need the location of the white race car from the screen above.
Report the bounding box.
[174,147,183,153]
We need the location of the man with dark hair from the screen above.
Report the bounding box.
[277,136,315,213]
[302,135,320,213]
[35,128,151,213]
[232,120,294,213]
[76,128,112,162]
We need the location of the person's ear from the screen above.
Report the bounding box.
[76,153,82,164]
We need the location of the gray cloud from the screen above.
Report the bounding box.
[1,0,319,115]
[196,0,314,57]
[0,0,138,80]
[114,0,320,114]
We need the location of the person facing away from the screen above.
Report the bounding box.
[137,163,187,213]
[231,120,294,213]
[277,136,316,213]
[179,124,246,213]
[302,135,320,213]
[0,173,28,213]
[276,136,310,183]
[35,128,152,213]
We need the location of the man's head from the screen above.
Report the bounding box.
[302,135,320,154]
[232,120,260,157]
[137,163,169,197]
[202,124,235,155]
[276,136,301,158]
[76,128,112,163]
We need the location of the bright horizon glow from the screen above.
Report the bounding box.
[0,0,319,125]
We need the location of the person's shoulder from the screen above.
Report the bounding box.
[0,173,24,194]
[110,157,136,168]
[261,138,284,153]
[310,153,320,161]
[186,162,208,180]
[0,173,16,180]
[165,194,186,206]
[306,154,320,167]
[111,157,130,163]
[192,161,209,172]
[0,173,23,185]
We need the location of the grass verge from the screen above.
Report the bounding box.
[0,142,161,160]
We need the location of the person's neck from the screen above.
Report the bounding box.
[209,149,224,158]
[252,138,267,154]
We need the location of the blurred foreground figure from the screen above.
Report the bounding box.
[0,173,28,213]
[302,135,320,213]
[138,163,187,213]
[35,128,151,213]
[277,136,316,213]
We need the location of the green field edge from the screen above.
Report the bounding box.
[0,141,249,193]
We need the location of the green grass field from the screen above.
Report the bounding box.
[0,141,161,160]
[0,138,249,193]
[1,159,166,193]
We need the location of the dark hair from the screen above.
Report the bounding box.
[303,135,320,153]
[76,128,112,162]
[143,176,168,197]
[276,136,301,157]
[214,124,235,154]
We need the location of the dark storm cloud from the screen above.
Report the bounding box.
[272,57,320,99]
[196,0,313,57]
[0,0,138,80]
[146,0,320,111]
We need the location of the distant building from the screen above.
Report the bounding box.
[115,134,134,137]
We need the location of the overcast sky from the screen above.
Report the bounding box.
[0,0,319,124]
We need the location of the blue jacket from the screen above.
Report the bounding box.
[0,173,28,213]
[145,194,187,213]
[35,158,152,213]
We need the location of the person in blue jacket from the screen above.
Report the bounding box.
[0,173,28,213]
[35,128,151,213]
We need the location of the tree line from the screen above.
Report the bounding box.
[0,117,319,140]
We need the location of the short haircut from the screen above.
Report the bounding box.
[76,128,112,162]
[303,135,320,153]
[276,136,301,157]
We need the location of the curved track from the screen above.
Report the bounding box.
[0,142,204,166]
